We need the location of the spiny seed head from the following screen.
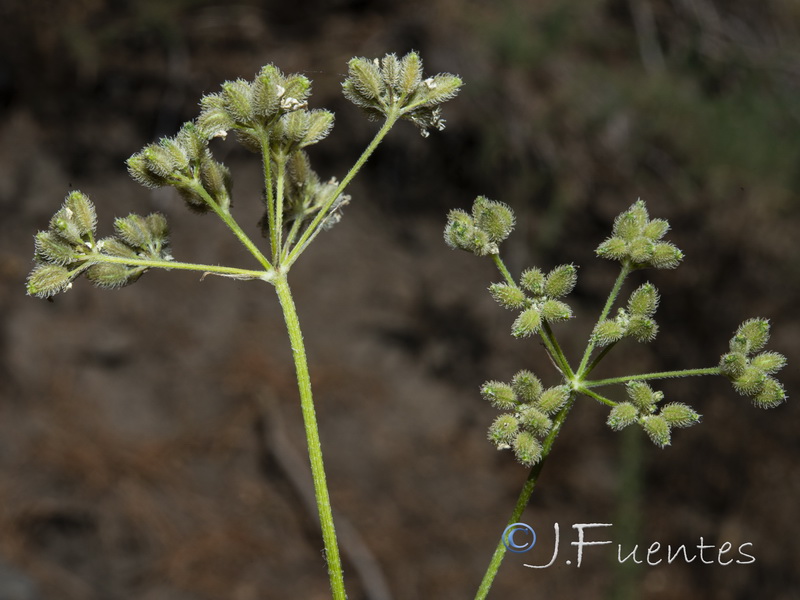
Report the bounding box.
[511,370,543,403]
[596,237,628,261]
[597,201,682,269]
[200,156,232,203]
[751,351,787,375]
[480,381,518,410]
[221,79,255,124]
[659,403,700,428]
[613,200,649,240]
[343,52,462,136]
[544,264,577,298]
[650,242,683,269]
[592,319,626,346]
[86,262,144,289]
[444,209,475,251]
[26,264,73,298]
[520,267,546,296]
[114,214,152,249]
[176,121,208,161]
[472,196,515,244]
[626,381,659,411]
[127,152,169,188]
[732,319,771,355]
[512,307,542,338]
[443,209,498,256]
[145,213,169,242]
[540,298,573,323]
[641,415,671,448]
[537,385,570,415]
[49,207,85,245]
[719,351,748,378]
[733,365,767,396]
[343,56,384,104]
[300,109,335,148]
[518,406,552,437]
[513,431,543,467]
[34,231,80,266]
[489,283,527,309]
[251,65,282,117]
[197,92,234,138]
[628,237,655,264]
[643,218,670,241]
[752,377,787,409]
[626,315,658,342]
[488,414,519,448]
[607,402,638,431]
[64,191,97,237]
[98,237,138,259]
[628,283,659,317]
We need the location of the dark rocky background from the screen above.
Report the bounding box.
[1,1,799,598]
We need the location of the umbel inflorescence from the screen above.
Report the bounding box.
[27,52,461,600]
[446,199,787,466]
[27,52,462,298]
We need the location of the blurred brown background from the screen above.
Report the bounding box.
[1,1,799,599]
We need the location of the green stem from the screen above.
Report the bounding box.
[182,178,274,271]
[475,392,578,600]
[90,253,271,280]
[577,263,632,376]
[541,322,574,379]
[584,367,721,389]
[582,342,617,380]
[284,112,400,267]
[273,154,287,264]
[611,425,643,600]
[578,387,617,407]
[491,254,516,287]
[282,216,304,263]
[273,272,347,600]
[260,132,278,264]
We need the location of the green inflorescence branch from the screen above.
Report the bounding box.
[444,197,787,599]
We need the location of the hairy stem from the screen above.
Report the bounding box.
[577,263,632,376]
[89,253,271,280]
[611,425,643,600]
[474,392,578,600]
[582,342,618,379]
[578,387,617,407]
[285,112,400,267]
[274,155,287,264]
[491,253,516,287]
[259,131,278,263]
[273,272,347,600]
[182,178,274,271]
[584,367,721,389]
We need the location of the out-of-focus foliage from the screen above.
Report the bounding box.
[458,0,800,262]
